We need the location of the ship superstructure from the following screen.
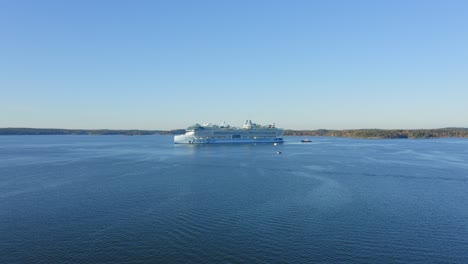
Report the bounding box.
[174,120,284,144]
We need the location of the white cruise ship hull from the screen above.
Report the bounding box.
[174,134,284,144]
[174,120,284,144]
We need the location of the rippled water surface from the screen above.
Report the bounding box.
[1,135,468,263]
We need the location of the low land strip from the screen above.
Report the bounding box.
[1,128,467,138]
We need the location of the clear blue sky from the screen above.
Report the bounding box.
[1,0,467,130]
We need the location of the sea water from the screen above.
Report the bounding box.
[1,135,467,263]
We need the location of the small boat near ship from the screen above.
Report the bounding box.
[301,139,312,143]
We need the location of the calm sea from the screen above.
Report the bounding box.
[1,135,467,263]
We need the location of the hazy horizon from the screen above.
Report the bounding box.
[2,1,468,130]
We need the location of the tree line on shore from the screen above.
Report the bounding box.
[0,128,185,136]
[284,128,468,138]
[1,127,468,138]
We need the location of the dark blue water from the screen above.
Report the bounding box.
[1,136,467,263]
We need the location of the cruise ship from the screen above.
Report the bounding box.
[174,120,284,144]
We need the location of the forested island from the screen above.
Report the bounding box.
[0,128,185,136]
[284,128,468,138]
[1,127,468,138]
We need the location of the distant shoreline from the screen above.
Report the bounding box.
[284,128,468,139]
[0,128,184,136]
[1,127,467,139]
